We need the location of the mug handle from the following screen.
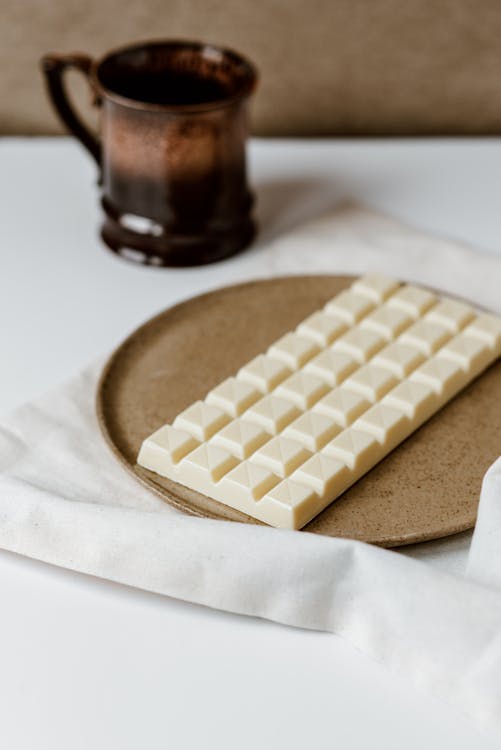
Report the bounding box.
[41,53,101,166]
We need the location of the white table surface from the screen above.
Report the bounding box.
[1,136,501,749]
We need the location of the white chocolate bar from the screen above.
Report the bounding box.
[138,274,501,530]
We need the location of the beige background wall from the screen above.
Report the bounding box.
[3,0,501,136]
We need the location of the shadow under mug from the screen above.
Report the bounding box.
[41,40,258,266]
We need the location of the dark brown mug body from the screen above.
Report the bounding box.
[41,41,258,266]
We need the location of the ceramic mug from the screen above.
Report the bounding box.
[41,40,258,266]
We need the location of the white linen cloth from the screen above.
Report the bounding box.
[1,203,501,730]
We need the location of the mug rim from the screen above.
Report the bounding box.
[91,38,258,113]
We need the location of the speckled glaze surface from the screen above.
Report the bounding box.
[96,275,501,547]
[41,40,257,266]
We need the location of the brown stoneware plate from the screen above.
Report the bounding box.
[96,275,501,547]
